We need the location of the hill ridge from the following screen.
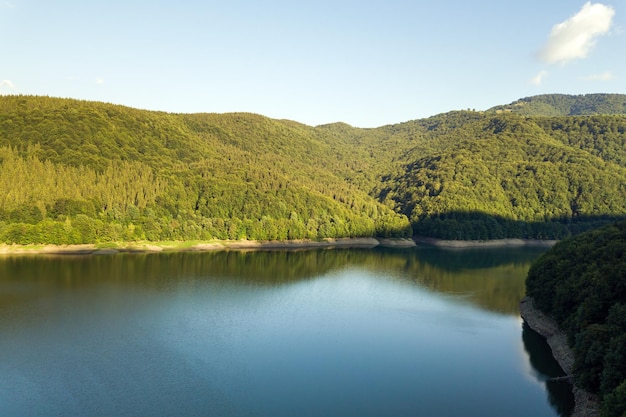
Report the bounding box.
[0,94,625,244]
[488,93,626,117]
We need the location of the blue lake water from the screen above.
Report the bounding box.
[0,247,573,416]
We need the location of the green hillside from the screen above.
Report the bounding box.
[489,93,626,116]
[526,222,626,417]
[0,95,625,244]
[0,96,410,244]
[375,111,626,239]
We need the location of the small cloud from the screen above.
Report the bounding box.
[95,78,105,85]
[538,2,615,65]
[0,79,16,94]
[530,70,548,86]
[580,71,614,81]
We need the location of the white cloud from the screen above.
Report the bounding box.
[581,71,614,81]
[530,70,548,86]
[0,79,16,94]
[538,2,615,65]
[95,78,105,85]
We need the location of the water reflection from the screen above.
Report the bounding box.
[0,246,568,417]
[0,246,546,315]
[521,322,575,417]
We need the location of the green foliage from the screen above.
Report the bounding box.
[526,222,626,416]
[602,381,626,417]
[535,115,626,166]
[376,112,626,239]
[489,93,626,116]
[0,96,411,243]
[1,95,625,244]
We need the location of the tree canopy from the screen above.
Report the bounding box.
[0,94,625,244]
[0,96,411,244]
[489,93,626,116]
[375,111,626,239]
[526,221,626,417]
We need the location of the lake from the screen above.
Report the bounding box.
[0,246,573,417]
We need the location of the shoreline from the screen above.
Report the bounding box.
[415,237,558,248]
[0,237,417,256]
[0,236,563,255]
[520,297,599,417]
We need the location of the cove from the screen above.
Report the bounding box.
[0,247,573,417]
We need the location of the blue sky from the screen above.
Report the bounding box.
[1,1,624,127]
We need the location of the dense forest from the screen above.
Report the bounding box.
[489,93,626,116]
[376,110,626,239]
[526,222,626,417]
[0,94,625,244]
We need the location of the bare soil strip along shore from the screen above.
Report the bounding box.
[520,297,600,417]
[0,237,419,256]
[415,237,558,248]
[0,244,98,255]
[205,237,381,250]
[3,237,565,255]
[376,238,417,248]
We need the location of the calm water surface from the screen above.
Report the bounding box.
[0,247,573,417]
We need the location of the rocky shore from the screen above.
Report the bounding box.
[520,297,600,417]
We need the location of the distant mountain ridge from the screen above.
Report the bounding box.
[0,94,625,244]
[488,93,626,116]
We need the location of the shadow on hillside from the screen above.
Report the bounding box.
[411,211,626,240]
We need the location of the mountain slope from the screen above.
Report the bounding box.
[0,96,411,244]
[489,93,626,116]
[373,112,626,239]
[1,95,625,244]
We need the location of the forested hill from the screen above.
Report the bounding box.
[375,111,626,239]
[526,222,626,417]
[489,93,626,116]
[0,96,412,244]
[1,95,625,244]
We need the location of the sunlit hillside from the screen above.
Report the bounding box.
[1,94,625,244]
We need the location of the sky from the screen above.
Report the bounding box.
[1,1,624,127]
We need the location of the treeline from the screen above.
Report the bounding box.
[410,212,622,241]
[0,144,410,244]
[1,95,626,244]
[526,222,626,417]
